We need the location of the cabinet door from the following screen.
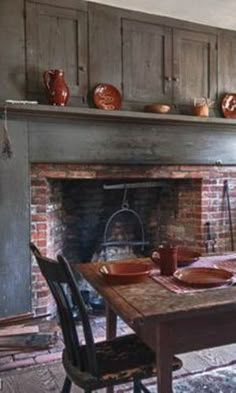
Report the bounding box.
[122,20,172,107]
[88,3,122,93]
[218,31,236,97]
[26,1,88,104]
[173,29,217,105]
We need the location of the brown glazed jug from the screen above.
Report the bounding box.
[43,69,70,106]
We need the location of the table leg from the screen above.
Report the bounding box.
[105,302,117,340]
[156,323,173,393]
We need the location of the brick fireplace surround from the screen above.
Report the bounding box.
[31,163,236,315]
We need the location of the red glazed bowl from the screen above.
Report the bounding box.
[151,247,201,267]
[99,261,152,284]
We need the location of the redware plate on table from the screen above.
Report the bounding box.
[99,261,152,285]
[221,93,236,118]
[93,84,122,110]
[173,267,233,288]
[214,259,236,274]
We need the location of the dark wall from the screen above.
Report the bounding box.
[0,120,30,316]
[0,0,25,100]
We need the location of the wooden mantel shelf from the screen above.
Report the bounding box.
[2,103,236,128]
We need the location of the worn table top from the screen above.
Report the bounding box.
[75,253,236,326]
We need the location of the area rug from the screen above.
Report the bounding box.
[172,365,236,392]
[124,364,236,392]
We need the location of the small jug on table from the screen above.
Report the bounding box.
[43,69,70,106]
[158,245,178,276]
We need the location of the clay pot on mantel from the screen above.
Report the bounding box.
[43,69,70,106]
[192,97,214,117]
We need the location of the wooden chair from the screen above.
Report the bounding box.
[30,243,182,393]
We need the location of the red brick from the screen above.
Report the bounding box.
[37,223,47,230]
[34,306,48,315]
[35,240,47,248]
[31,179,47,187]
[36,290,50,298]
[31,214,47,222]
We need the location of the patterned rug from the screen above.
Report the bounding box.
[172,365,236,392]
[125,364,236,392]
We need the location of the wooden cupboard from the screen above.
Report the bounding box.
[25,0,88,105]
[0,0,235,113]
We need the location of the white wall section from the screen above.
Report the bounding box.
[90,0,236,30]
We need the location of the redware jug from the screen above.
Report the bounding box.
[43,69,70,106]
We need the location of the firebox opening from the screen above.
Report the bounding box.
[30,163,236,316]
[31,177,202,315]
[32,177,202,264]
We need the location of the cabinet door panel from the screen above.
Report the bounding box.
[122,20,172,105]
[218,31,236,97]
[89,4,122,92]
[173,29,217,105]
[26,2,88,102]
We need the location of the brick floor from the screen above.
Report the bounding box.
[0,315,131,372]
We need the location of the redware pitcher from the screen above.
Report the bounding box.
[43,69,70,106]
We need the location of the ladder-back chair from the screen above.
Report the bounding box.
[30,243,182,393]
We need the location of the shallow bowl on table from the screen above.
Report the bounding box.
[151,247,201,267]
[176,248,201,266]
[173,267,233,288]
[99,262,152,284]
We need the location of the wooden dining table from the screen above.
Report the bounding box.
[75,254,236,393]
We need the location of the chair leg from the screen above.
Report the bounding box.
[134,379,141,393]
[134,379,151,393]
[61,376,72,393]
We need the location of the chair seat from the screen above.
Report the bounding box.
[63,333,182,390]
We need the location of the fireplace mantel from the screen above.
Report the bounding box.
[3,103,236,127]
[2,103,236,166]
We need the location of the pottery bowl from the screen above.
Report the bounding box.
[151,247,201,267]
[144,103,171,114]
[99,262,152,284]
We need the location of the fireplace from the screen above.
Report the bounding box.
[30,163,236,315]
[2,105,236,317]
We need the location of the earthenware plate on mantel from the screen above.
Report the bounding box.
[93,84,122,110]
[221,93,236,118]
[173,267,233,288]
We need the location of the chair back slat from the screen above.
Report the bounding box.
[30,243,98,376]
[57,255,98,375]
